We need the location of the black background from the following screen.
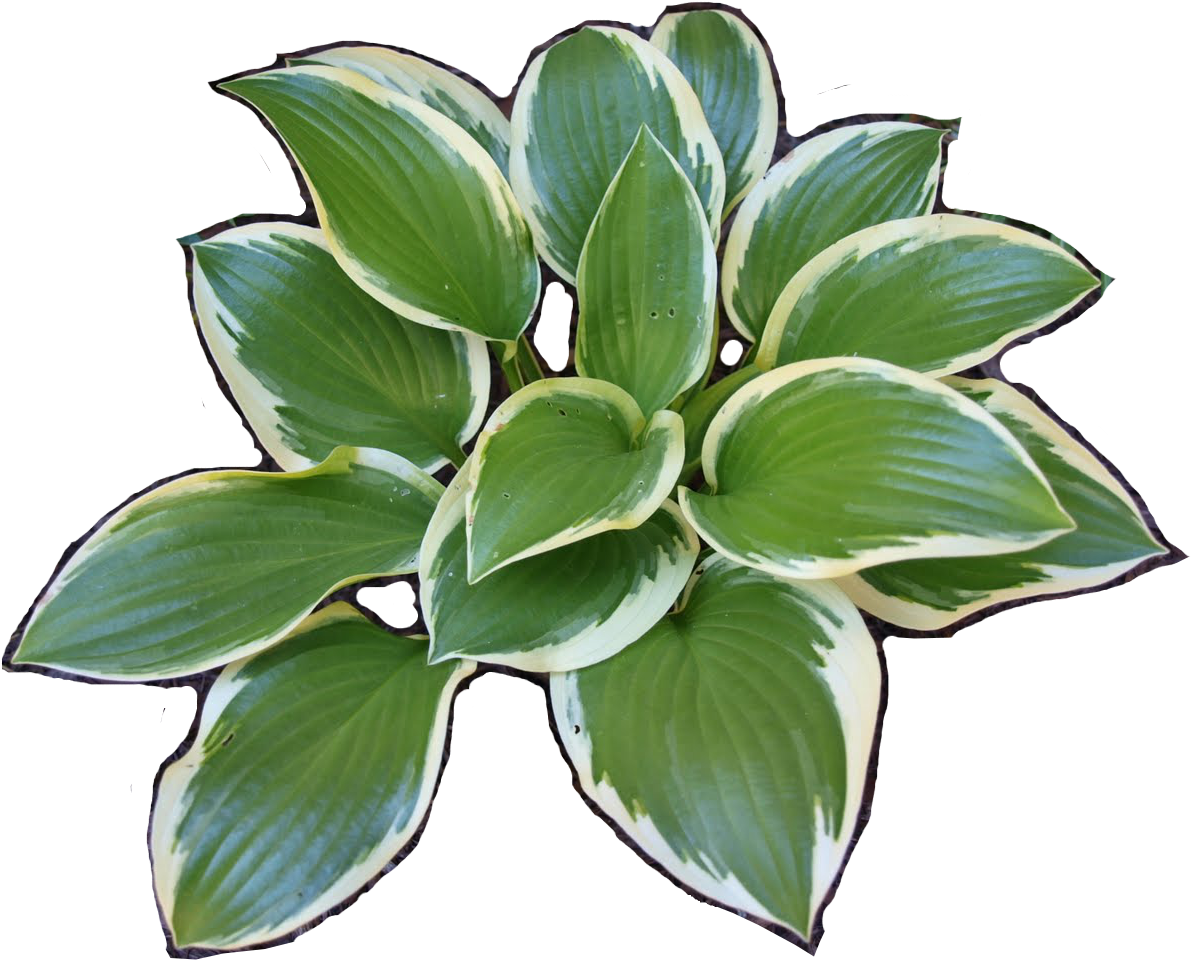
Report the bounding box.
[6,5,1181,952]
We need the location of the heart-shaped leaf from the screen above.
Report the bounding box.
[722,122,947,340]
[421,468,698,671]
[191,221,488,471]
[651,8,778,215]
[839,377,1166,629]
[151,603,473,950]
[551,555,881,945]
[679,358,1074,579]
[11,448,440,680]
[509,25,724,283]
[466,378,684,582]
[575,126,716,417]
[756,214,1099,375]
[221,65,539,343]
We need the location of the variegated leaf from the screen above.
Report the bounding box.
[551,555,881,944]
[678,363,762,483]
[839,377,1166,629]
[509,25,725,283]
[191,221,488,471]
[679,359,1073,579]
[221,65,539,344]
[152,603,473,950]
[722,122,947,340]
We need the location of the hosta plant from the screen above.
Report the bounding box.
[6,4,1181,955]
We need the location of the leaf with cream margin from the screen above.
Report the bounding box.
[838,377,1166,630]
[509,25,724,282]
[11,448,440,680]
[151,603,473,951]
[651,7,778,215]
[421,466,698,671]
[575,126,716,417]
[721,121,947,340]
[756,214,1099,375]
[220,65,539,344]
[678,358,1074,580]
[289,45,511,173]
[466,378,684,582]
[191,221,488,472]
[551,555,881,945]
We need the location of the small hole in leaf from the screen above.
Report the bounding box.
[220,733,235,748]
[649,310,658,319]
[558,408,567,416]
[573,725,580,734]
[667,307,676,317]
[720,339,744,365]
[502,492,511,499]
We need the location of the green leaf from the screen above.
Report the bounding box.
[289,45,511,174]
[551,555,881,943]
[466,378,684,582]
[722,122,947,340]
[575,126,716,417]
[191,221,487,472]
[678,363,763,483]
[220,65,539,344]
[756,214,1099,375]
[651,8,778,215]
[839,377,1166,629]
[679,358,1074,579]
[11,448,441,680]
[151,603,473,950]
[509,25,725,283]
[421,468,699,670]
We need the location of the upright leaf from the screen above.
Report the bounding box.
[552,556,881,944]
[11,448,441,680]
[679,359,1073,579]
[221,65,539,343]
[509,25,725,282]
[839,378,1166,629]
[421,469,699,671]
[651,8,778,215]
[152,604,473,950]
[756,214,1099,375]
[722,122,947,339]
[191,221,488,471]
[575,126,716,417]
[466,378,684,582]
[290,45,511,173]
[678,363,763,482]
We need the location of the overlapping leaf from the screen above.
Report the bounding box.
[421,469,698,671]
[221,65,539,343]
[651,8,778,215]
[466,378,683,581]
[679,359,1074,579]
[11,448,440,679]
[152,604,472,950]
[575,126,716,417]
[552,555,881,943]
[191,221,488,471]
[756,214,1099,375]
[290,45,511,173]
[678,364,762,482]
[839,378,1165,629]
[510,25,725,282]
[722,121,947,340]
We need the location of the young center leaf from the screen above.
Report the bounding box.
[839,378,1166,630]
[651,7,778,215]
[152,604,473,951]
[289,45,511,173]
[722,122,948,340]
[679,364,763,483]
[420,468,699,671]
[679,359,1074,580]
[191,222,488,472]
[466,378,684,582]
[509,25,725,282]
[575,126,716,417]
[220,65,539,343]
[10,449,440,680]
[756,214,1099,375]
[551,555,882,945]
